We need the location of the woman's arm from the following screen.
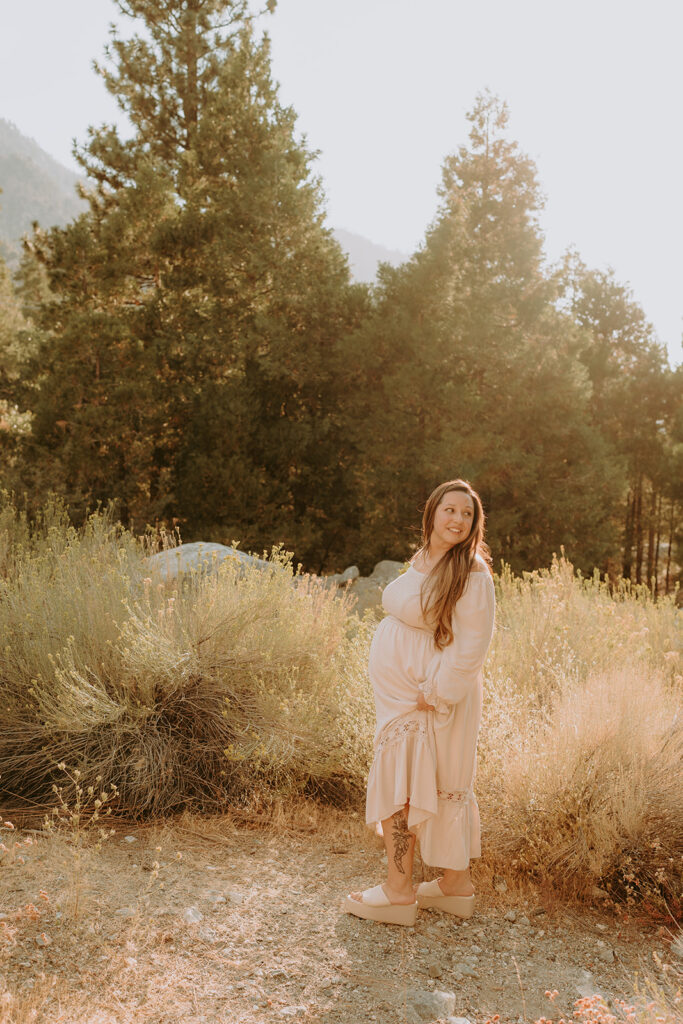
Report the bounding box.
[418,572,495,712]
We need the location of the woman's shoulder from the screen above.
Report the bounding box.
[470,552,490,574]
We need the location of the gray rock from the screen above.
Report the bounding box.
[575,970,605,1000]
[279,1008,306,1018]
[405,989,456,1021]
[447,1019,473,1024]
[518,915,531,928]
[454,964,478,978]
[35,933,52,947]
[428,964,443,978]
[504,910,517,922]
[346,577,384,615]
[370,560,405,585]
[325,565,361,586]
[470,944,482,954]
[227,891,245,905]
[115,906,137,918]
[122,835,137,844]
[198,925,217,943]
[597,947,615,963]
[147,542,271,583]
[493,876,508,893]
[182,906,203,924]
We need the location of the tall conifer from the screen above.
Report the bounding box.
[25,0,364,563]
[347,92,621,571]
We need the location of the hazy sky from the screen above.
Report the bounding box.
[1,0,681,365]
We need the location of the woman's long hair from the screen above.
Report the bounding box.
[417,479,492,650]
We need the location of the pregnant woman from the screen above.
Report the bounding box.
[343,479,496,926]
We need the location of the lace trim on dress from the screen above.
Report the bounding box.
[437,788,472,803]
[375,716,429,753]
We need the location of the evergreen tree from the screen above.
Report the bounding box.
[559,253,680,588]
[23,0,366,565]
[346,92,621,572]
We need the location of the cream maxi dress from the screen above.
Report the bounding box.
[365,554,496,870]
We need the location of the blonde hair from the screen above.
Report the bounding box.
[417,479,492,650]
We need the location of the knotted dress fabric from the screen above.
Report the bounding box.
[365,556,496,869]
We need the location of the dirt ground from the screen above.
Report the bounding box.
[1,803,680,1024]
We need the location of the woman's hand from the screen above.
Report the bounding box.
[417,690,435,712]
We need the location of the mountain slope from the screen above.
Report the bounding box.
[0,119,86,264]
[332,227,408,283]
[0,120,408,281]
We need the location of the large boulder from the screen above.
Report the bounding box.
[369,560,405,586]
[146,542,270,583]
[345,559,406,615]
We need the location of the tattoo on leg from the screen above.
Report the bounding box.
[391,811,411,874]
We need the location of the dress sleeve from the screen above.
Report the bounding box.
[418,572,495,711]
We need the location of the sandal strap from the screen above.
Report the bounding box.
[416,878,444,897]
[361,884,391,906]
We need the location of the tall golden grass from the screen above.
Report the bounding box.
[478,557,682,909]
[0,496,680,909]
[0,495,373,816]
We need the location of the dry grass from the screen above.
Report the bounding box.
[478,556,682,912]
[0,495,374,818]
[1,498,681,913]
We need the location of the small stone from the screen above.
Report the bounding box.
[598,947,615,963]
[530,906,546,917]
[595,922,608,931]
[35,933,52,947]
[115,906,137,918]
[447,1018,473,1024]
[453,963,478,978]
[198,925,217,943]
[279,1007,306,1018]
[504,910,517,923]
[405,989,456,1021]
[122,835,137,844]
[270,969,290,981]
[518,915,531,928]
[470,944,482,955]
[182,906,203,924]
[428,964,442,978]
[493,876,508,893]
[227,891,245,905]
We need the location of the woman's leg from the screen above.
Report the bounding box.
[436,866,475,896]
[350,803,417,905]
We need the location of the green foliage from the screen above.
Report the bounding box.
[344,91,623,573]
[17,0,366,559]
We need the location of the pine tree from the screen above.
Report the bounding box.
[559,253,680,588]
[23,0,365,562]
[346,92,621,572]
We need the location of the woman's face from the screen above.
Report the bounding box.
[430,490,475,550]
